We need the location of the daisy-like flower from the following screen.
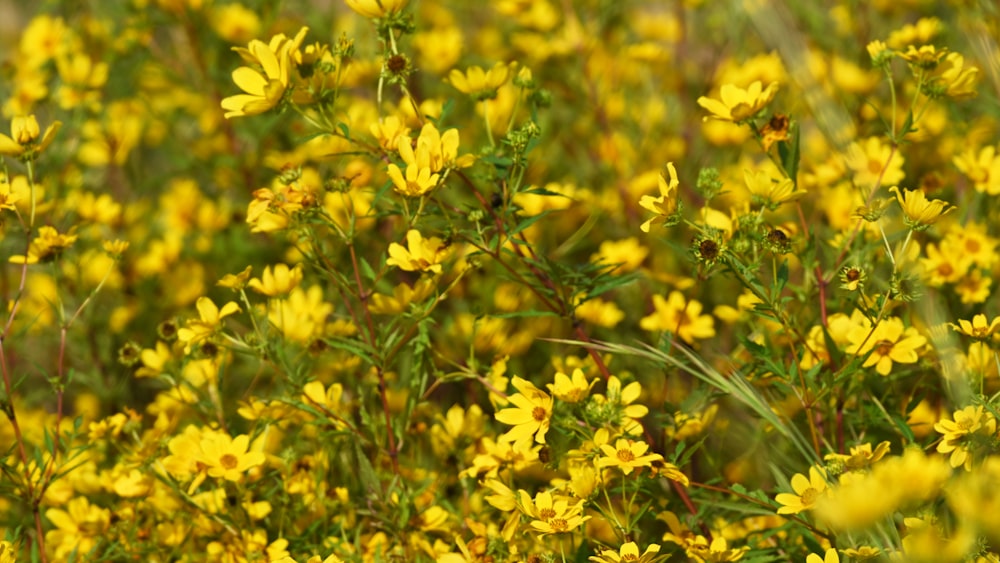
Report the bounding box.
[589,542,661,563]
[385,230,451,274]
[743,168,805,208]
[685,536,750,562]
[824,441,891,472]
[546,368,595,403]
[519,490,590,536]
[639,291,716,345]
[196,432,266,482]
[494,376,553,446]
[952,145,1000,195]
[247,263,303,296]
[44,497,111,561]
[221,29,308,118]
[928,52,979,100]
[935,405,997,470]
[845,316,927,376]
[806,548,840,563]
[9,225,77,264]
[696,80,779,123]
[898,44,947,68]
[889,186,956,230]
[0,114,61,160]
[449,61,512,100]
[344,0,408,19]
[639,162,681,232]
[177,297,241,352]
[597,438,663,475]
[949,313,1000,340]
[595,375,649,435]
[776,465,829,514]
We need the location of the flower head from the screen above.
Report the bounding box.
[589,542,661,563]
[776,465,828,514]
[639,291,715,344]
[546,368,595,403]
[950,314,1000,340]
[222,29,308,118]
[744,168,804,208]
[449,61,512,100]
[344,0,408,19]
[0,114,61,160]
[845,316,927,376]
[697,81,779,123]
[385,229,450,273]
[889,186,956,230]
[597,438,663,475]
[495,376,553,447]
[639,162,681,232]
[9,226,77,264]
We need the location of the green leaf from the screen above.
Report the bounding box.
[336,121,351,139]
[353,441,381,497]
[507,209,555,237]
[777,122,800,183]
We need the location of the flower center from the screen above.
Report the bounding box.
[532,406,547,422]
[548,518,568,532]
[220,454,239,470]
[956,418,975,431]
[875,340,894,356]
[538,508,556,520]
[800,487,819,506]
[617,448,636,462]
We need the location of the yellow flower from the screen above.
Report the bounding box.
[546,368,595,403]
[898,44,947,68]
[44,497,111,561]
[597,438,663,475]
[840,546,881,560]
[823,441,891,472]
[950,314,1000,340]
[449,61,512,100]
[9,225,78,264]
[0,541,15,563]
[639,162,680,232]
[590,237,648,272]
[589,542,661,563]
[221,29,308,118]
[344,0,409,19]
[495,376,553,446]
[743,168,804,208]
[935,405,996,469]
[370,115,411,152]
[196,432,266,482]
[866,40,891,64]
[248,263,303,296]
[953,145,1000,195]
[929,51,979,100]
[386,159,439,197]
[596,375,649,435]
[775,465,828,514]
[520,490,590,536]
[0,114,61,160]
[385,229,451,273]
[177,297,242,351]
[217,265,253,290]
[685,536,750,562]
[639,291,716,344]
[696,80,779,123]
[889,186,956,230]
[806,548,839,563]
[845,316,927,376]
